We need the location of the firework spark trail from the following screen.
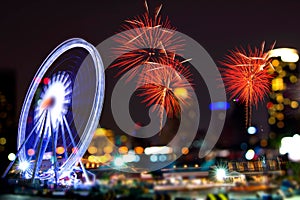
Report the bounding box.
[220,42,275,127]
[111,2,184,80]
[137,61,192,130]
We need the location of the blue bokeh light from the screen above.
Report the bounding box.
[209,101,230,110]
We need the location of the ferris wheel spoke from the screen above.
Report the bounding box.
[59,116,69,160]
[63,115,77,148]
[28,110,48,161]
[31,110,52,182]
[61,73,69,85]
[54,72,59,82]
[62,115,90,183]
[64,88,72,96]
[24,108,47,149]
[50,112,59,184]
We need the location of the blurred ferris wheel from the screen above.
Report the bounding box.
[2,38,105,185]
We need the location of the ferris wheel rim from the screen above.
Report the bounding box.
[17,38,105,178]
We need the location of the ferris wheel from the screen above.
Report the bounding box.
[2,38,105,185]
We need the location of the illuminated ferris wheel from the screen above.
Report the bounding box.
[2,38,105,185]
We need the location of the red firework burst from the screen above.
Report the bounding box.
[111,0,184,79]
[220,42,275,126]
[137,60,192,129]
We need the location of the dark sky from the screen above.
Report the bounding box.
[0,0,300,155]
[1,0,300,115]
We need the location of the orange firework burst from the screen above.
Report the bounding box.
[111,0,184,79]
[220,42,275,127]
[137,60,192,130]
[110,1,193,132]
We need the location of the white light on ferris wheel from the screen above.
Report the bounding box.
[18,161,30,172]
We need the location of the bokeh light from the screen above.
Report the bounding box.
[56,146,65,155]
[134,146,144,154]
[247,126,257,135]
[87,146,98,154]
[114,157,125,167]
[8,153,16,161]
[118,146,128,154]
[181,147,189,155]
[245,149,255,160]
[27,148,35,156]
[0,137,6,145]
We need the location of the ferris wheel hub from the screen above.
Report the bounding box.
[41,97,55,110]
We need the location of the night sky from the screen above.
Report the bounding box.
[0,0,300,172]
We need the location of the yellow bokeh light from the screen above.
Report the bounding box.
[95,154,111,163]
[272,59,280,67]
[283,98,290,105]
[278,70,286,78]
[88,146,98,154]
[120,135,128,143]
[276,66,282,72]
[276,113,284,121]
[289,63,297,71]
[118,146,128,154]
[290,75,298,83]
[174,88,188,99]
[0,137,6,145]
[268,117,276,125]
[88,155,96,163]
[276,94,284,103]
[268,109,275,116]
[94,128,107,137]
[276,104,284,111]
[277,121,285,128]
[97,156,106,163]
[272,78,285,91]
[291,101,299,109]
[92,156,102,163]
[103,145,113,154]
[271,59,280,67]
[56,146,65,155]
[104,153,112,161]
